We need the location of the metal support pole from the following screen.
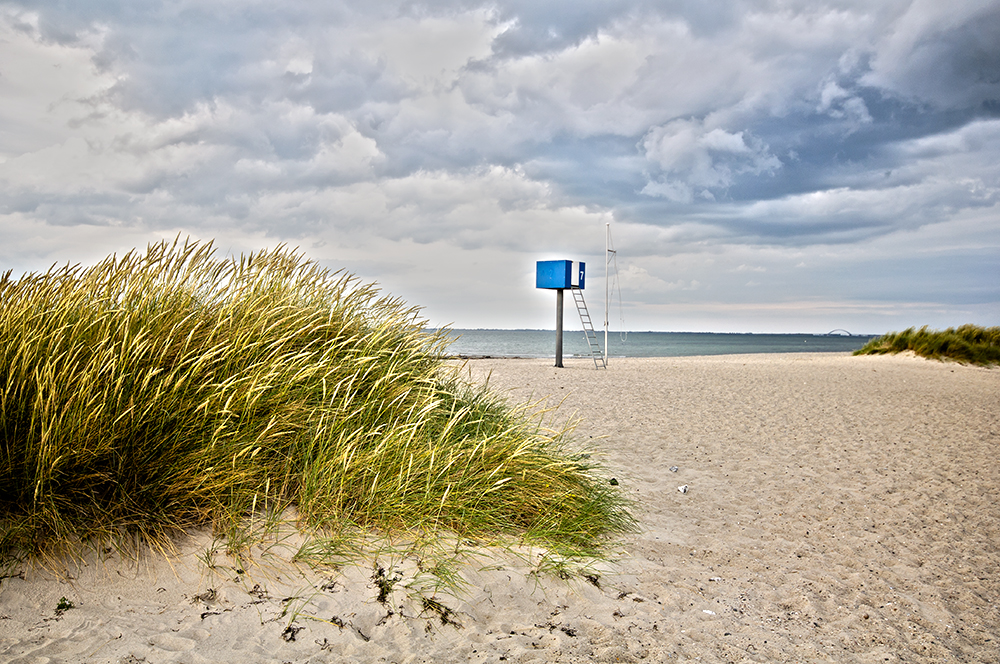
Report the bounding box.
[555,288,564,368]
[605,223,609,366]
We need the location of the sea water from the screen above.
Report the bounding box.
[436,329,875,359]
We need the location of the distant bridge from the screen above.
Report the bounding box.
[826,329,853,336]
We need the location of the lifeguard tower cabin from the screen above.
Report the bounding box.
[535,260,604,369]
[535,260,585,290]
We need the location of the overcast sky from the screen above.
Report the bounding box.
[1,1,998,333]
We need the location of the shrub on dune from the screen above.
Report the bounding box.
[0,239,633,563]
[853,325,1000,366]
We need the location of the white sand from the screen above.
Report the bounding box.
[2,353,998,663]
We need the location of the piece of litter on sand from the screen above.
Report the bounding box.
[678,485,689,493]
[703,610,716,615]
[669,466,679,472]
[709,577,722,582]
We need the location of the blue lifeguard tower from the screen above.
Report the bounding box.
[536,260,605,369]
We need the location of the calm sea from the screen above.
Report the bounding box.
[436,329,876,359]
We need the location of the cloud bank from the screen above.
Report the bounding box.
[1,0,998,332]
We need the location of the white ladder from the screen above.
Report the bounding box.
[571,287,606,369]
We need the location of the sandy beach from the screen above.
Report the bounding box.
[2,352,998,663]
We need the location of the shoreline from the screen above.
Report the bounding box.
[444,350,866,360]
[2,353,998,663]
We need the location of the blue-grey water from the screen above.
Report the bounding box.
[436,329,876,358]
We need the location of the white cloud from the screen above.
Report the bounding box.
[892,118,1000,165]
[365,9,505,86]
[613,264,700,294]
[0,16,118,157]
[640,118,781,197]
[816,78,872,131]
[639,180,695,204]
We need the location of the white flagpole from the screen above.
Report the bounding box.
[604,223,610,365]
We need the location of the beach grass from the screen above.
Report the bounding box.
[0,238,634,566]
[853,324,1000,366]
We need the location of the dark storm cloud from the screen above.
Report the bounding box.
[862,1,1000,110]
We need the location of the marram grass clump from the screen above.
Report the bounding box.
[853,325,1000,366]
[0,239,633,564]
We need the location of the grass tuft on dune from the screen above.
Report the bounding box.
[853,324,1000,366]
[0,238,634,564]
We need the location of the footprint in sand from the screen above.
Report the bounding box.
[147,633,198,651]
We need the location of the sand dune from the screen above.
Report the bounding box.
[2,352,998,663]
